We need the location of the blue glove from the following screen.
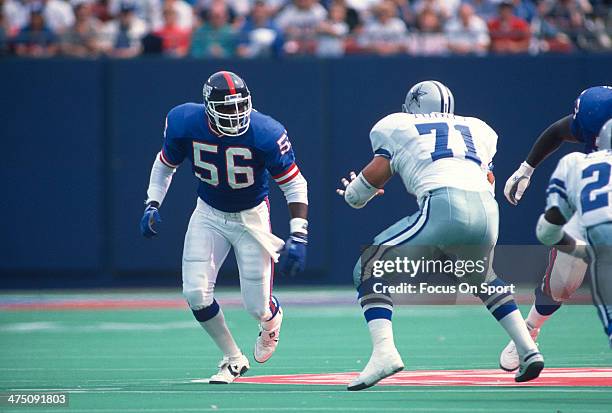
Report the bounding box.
[140,202,161,238]
[278,233,307,277]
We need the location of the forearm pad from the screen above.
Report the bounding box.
[344,172,378,209]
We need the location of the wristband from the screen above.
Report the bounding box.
[290,218,308,235]
[520,161,535,177]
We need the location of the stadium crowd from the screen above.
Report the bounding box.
[0,0,610,57]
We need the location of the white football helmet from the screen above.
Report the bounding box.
[402,80,454,115]
[596,118,612,150]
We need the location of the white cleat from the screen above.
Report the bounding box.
[254,308,283,363]
[499,324,540,372]
[515,351,544,382]
[347,347,404,391]
[209,354,250,384]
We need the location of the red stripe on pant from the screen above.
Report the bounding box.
[264,197,276,312]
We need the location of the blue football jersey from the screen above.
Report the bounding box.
[159,103,297,212]
[570,86,612,153]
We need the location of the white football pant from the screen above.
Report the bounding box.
[182,198,276,321]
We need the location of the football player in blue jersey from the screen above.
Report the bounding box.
[139,71,309,383]
[501,86,612,371]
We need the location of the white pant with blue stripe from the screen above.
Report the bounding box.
[586,223,612,345]
[354,187,499,288]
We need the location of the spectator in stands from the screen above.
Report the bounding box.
[511,0,537,23]
[14,4,59,57]
[315,0,348,56]
[488,1,530,53]
[275,0,327,54]
[61,3,102,57]
[155,4,191,56]
[464,0,498,22]
[343,0,378,16]
[412,0,459,21]
[359,0,407,55]
[41,0,75,34]
[391,0,415,29]
[445,2,489,55]
[2,0,27,33]
[407,7,448,55]
[530,0,573,53]
[107,0,164,31]
[190,2,235,57]
[98,3,147,58]
[162,0,194,30]
[545,0,590,36]
[544,0,610,50]
[236,0,283,58]
[196,0,249,22]
[91,0,115,24]
[332,0,360,33]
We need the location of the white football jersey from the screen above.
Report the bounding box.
[370,112,497,200]
[546,150,612,229]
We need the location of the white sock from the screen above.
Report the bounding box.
[525,305,550,330]
[200,310,242,359]
[368,319,395,351]
[499,310,538,356]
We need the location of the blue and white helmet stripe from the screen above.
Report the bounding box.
[403,80,455,115]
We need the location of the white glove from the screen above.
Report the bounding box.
[504,161,535,205]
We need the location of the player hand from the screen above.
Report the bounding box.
[140,202,161,238]
[278,234,307,277]
[335,171,384,197]
[504,162,534,205]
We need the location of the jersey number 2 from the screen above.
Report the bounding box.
[416,123,481,165]
[581,162,611,213]
[193,143,254,189]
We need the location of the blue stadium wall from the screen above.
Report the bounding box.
[1,55,610,288]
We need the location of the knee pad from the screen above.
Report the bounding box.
[191,299,220,322]
[183,286,214,310]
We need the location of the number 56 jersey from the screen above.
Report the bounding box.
[547,150,612,229]
[160,103,299,213]
[370,112,497,200]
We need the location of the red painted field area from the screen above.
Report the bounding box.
[235,368,612,387]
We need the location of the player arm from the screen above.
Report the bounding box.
[525,115,579,168]
[274,165,309,233]
[267,131,309,234]
[336,156,391,209]
[145,152,178,207]
[505,115,578,205]
[140,112,187,238]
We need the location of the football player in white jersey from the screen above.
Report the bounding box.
[536,118,612,347]
[500,86,611,372]
[337,80,543,390]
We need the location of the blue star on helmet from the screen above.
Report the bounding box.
[410,86,427,107]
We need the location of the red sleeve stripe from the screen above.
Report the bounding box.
[159,151,178,168]
[273,163,298,181]
[277,169,301,186]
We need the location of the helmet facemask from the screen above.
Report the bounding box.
[206,93,252,137]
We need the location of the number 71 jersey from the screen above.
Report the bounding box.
[370,112,497,199]
[160,103,298,212]
[547,150,612,229]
